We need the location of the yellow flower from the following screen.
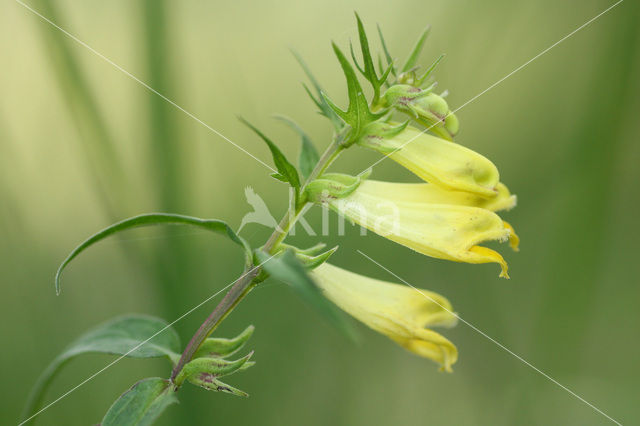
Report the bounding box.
[359,180,517,213]
[329,180,518,277]
[359,125,500,197]
[311,262,458,371]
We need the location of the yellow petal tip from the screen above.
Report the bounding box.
[503,221,520,252]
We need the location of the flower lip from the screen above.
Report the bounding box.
[329,180,515,278]
[311,262,459,371]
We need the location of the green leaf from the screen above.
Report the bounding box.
[102,377,178,426]
[21,315,180,425]
[55,213,251,294]
[401,26,431,73]
[291,50,343,130]
[256,249,357,341]
[323,43,385,145]
[376,24,396,77]
[417,53,445,86]
[239,117,301,191]
[274,115,320,179]
[352,13,391,104]
[193,325,255,359]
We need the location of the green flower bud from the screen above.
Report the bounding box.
[382,84,426,107]
[414,92,449,118]
[175,352,254,386]
[444,113,459,137]
[382,85,458,140]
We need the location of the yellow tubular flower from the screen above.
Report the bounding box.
[311,262,458,371]
[329,180,515,277]
[359,180,517,213]
[359,125,500,197]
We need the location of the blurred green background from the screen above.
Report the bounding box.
[2,0,639,424]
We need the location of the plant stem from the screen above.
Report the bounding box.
[170,266,259,381]
[171,138,343,383]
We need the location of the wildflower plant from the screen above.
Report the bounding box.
[22,13,518,425]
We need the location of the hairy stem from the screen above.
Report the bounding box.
[171,138,343,383]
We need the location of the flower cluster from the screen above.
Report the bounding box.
[300,19,519,371]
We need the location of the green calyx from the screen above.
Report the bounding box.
[173,326,256,398]
[356,121,409,154]
[279,243,340,270]
[193,325,255,359]
[304,170,371,204]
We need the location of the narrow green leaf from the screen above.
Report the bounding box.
[256,249,357,341]
[353,12,385,103]
[291,50,343,130]
[55,213,251,294]
[274,115,320,179]
[348,40,366,75]
[193,325,255,359]
[102,377,177,426]
[401,26,431,73]
[417,53,446,86]
[21,315,180,424]
[327,43,385,144]
[239,117,301,190]
[376,24,396,77]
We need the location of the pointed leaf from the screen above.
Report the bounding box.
[55,213,250,294]
[256,249,357,341]
[291,50,343,130]
[274,115,320,179]
[102,377,177,426]
[21,315,180,424]
[353,12,387,103]
[193,325,255,359]
[327,43,384,144]
[376,24,396,77]
[240,118,301,190]
[401,26,431,73]
[417,53,446,86]
[348,40,366,75]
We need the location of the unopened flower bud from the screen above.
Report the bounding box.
[414,92,449,118]
[444,113,459,136]
[382,84,426,107]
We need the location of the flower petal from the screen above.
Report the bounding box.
[331,181,512,277]
[356,180,517,212]
[359,125,500,196]
[312,262,458,370]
